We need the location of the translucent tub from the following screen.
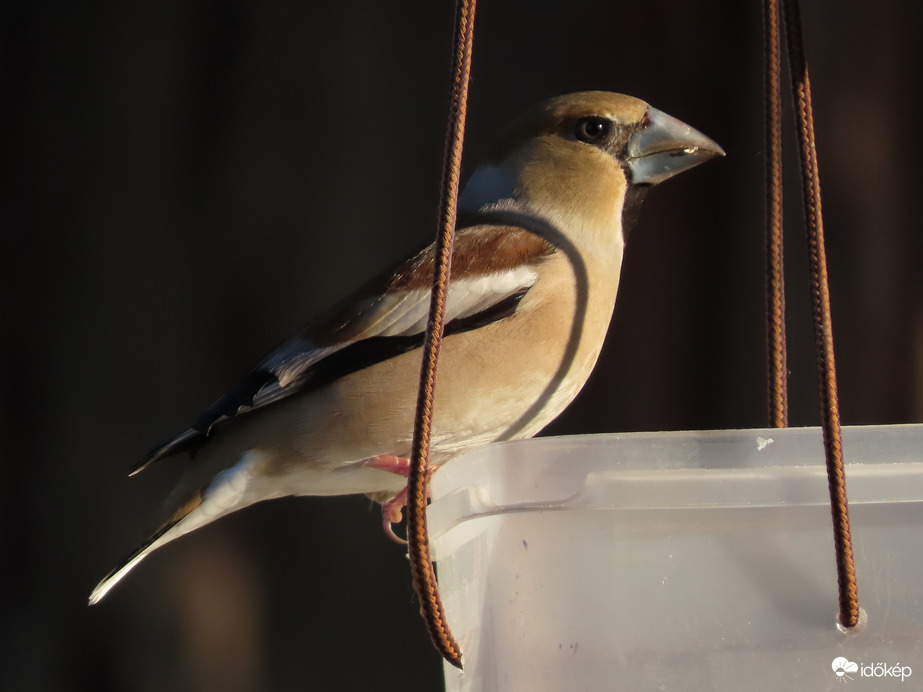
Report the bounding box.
[428,425,923,691]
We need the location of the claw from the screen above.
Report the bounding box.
[382,490,408,544]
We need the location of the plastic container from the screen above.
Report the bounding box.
[427,425,923,691]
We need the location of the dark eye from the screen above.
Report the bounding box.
[575,116,612,143]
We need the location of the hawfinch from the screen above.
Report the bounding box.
[90,91,723,604]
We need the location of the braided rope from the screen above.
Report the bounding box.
[781,0,860,628]
[763,0,789,428]
[407,0,477,669]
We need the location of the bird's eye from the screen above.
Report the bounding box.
[574,116,612,144]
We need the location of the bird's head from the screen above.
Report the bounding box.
[459,91,724,253]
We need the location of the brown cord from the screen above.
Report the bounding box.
[780,0,860,628]
[406,0,477,669]
[763,0,789,428]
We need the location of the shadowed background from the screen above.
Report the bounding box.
[2,1,921,690]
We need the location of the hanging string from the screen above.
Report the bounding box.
[779,0,860,628]
[763,0,789,428]
[407,0,477,669]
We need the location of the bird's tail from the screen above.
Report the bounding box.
[89,450,267,605]
[88,492,207,605]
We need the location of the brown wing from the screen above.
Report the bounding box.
[132,225,555,474]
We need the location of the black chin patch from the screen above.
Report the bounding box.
[621,185,650,243]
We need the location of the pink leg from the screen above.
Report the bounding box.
[361,455,412,477]
[361,456,437,544]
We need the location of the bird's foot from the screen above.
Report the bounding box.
[361,456,437,544]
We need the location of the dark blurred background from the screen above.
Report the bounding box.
[2,1,921,690]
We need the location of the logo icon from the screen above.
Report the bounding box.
[832,657,859,682]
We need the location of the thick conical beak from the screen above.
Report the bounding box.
[626,107,725,185]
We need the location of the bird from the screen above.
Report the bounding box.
[89,91,723,605]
